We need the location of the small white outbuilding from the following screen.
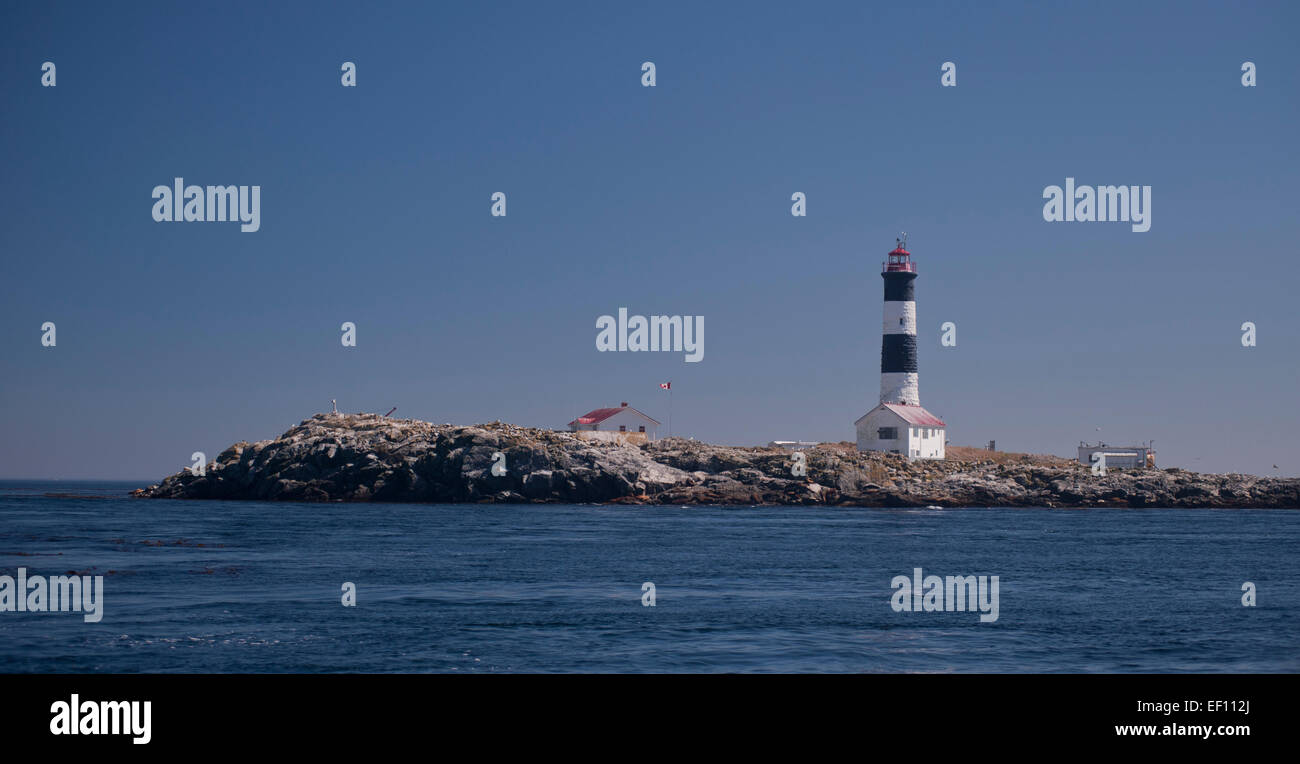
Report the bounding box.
[567,402,660,443]
[855,402,946,460]
[1077,442,1154,470]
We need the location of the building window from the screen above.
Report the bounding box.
[878,427,898,440]
[619,425,626,432]
[638,426,645,433]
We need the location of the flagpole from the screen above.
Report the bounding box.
[658,381,673,439]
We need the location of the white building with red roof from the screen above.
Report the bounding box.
[855,402,946,459]
[567,402,660,443]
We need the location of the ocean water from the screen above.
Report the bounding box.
[1,480,1296,673]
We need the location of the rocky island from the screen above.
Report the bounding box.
[135,414,1300,508]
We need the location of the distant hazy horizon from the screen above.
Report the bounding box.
[3,1,1297,480]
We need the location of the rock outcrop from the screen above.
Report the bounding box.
[135,414,1300,508]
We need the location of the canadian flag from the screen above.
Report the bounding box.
[659,382,671,390]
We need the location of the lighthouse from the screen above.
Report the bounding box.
[854,235,946,459]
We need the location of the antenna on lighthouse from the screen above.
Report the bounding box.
[899,232,908,249]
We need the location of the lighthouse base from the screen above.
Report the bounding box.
[879,372,920,407]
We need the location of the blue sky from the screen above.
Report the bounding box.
[2,0,1297,479]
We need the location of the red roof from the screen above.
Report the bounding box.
[881,403,945,426]
[568,405,661,427]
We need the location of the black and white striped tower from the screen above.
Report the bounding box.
[880,235,920,406]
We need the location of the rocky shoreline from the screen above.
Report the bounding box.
[135,414,1300,508]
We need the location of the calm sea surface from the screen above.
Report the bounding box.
[1,480,1296,673]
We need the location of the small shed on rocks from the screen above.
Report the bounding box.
[568,402,660,443]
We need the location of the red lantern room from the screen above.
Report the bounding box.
[883,235,916,273]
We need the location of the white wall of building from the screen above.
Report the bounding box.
[573,408,658,439]
[909,424,945,459]
[856,408,902,453]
